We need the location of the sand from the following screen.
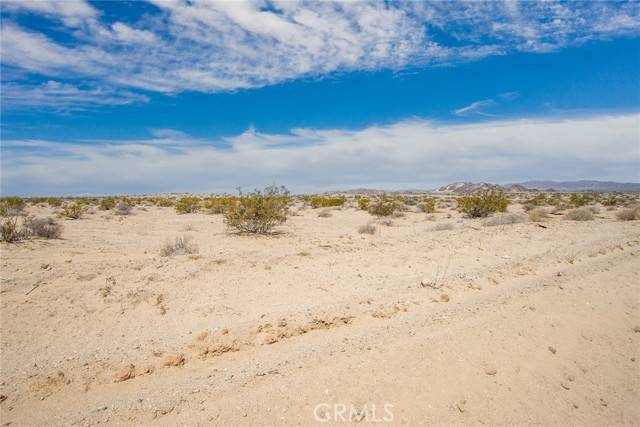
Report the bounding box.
[1,200,639,425]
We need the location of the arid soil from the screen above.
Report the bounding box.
[1,201,639,425]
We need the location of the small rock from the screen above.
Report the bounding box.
[483,364,497,376]
[113,364,135,382]
[440,293,450,303]
[456,399,467,413]
[561,382,570,390]
[0,394,7,403]
[548,346,557,354]
[163,353,185,367]
[599,398,608,407]
[632,326,640,333]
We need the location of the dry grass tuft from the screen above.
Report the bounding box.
[483,214,527,227]
[160,236,199,257]
[527,208,549,222]
[564,207,594,221]
[25,216,62,239]
[616,206,640,221]
[357,224,376,235]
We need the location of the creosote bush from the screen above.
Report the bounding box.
[309,196,345,209]
[367,196,396,217]
[160,236,199,257]
[357,197,370,211]
[224,185,289,234]
[0,196,25,217]
[564,207,594,221]
[99,197,117,210]
[418,197,436,213]
[204,196,236,214]
[62,202,83,219]
[457,190,510,218]
[175,196,201,214]
[569,193,594,208]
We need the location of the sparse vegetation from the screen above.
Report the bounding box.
[569,193,594,208]
[357,224,376,234]
[457,190,510,218]
[528,207,549,222]
[418,197,436,213]
[160,236,199,257]
[368,196,397,217]
[309,196,345,209]
[204,196,235,214]
[175,196,201,214]
[318,209,332,218]
[223,186,289,234]
[115,201,132,215]
[357,197,370,211]
[24,216,62,239]
[564,207,594,221]
[99,197,117,210]
[0,196,25,217]
[616,206,640,221]
[483,213,526,227]
[62,202,83,219]
[0,216,23,243]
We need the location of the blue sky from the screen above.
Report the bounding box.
[1,1,639,195]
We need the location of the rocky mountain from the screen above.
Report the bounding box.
[434,182,503,194]
[516,180,640,192]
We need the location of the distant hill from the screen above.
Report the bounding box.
[516,180,640,192]
[434,182,503,194]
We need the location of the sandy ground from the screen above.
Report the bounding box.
[1,201,639,426]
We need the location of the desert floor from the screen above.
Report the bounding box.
[1,202,639,426]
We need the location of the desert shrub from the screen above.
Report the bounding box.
[0,196,25,217]
[153,197,174,207]
[175,196,201,214]
[160,236,199,257]
[62,202,83,219]
[318,209,332,218]
[586,205,600,214]
[357,224,376,234]
[224,186,289,234]
[368,196,396,217]
[528,207,549,222]
[0,216,23,242]
[99,197,117,210]
[403,198,417,206]
[115,201,132,215]
[616,206,640,221]
[310,196,345,209]
[24,216,62,239]
[46,197,63,207]
[432,222,454,231]
[564,207,594,221]
[357,197,370,211]
[418,197,436,213]
[602,195,621,207]
[204,196,235,214]
[569,193,593,207]
[457,190,510,218]
[483,213,526,227]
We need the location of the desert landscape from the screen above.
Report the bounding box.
[1,189,639,425]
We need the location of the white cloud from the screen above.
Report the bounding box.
[1,81,148,110]
[1,0,638,98]
[2,114,638,195]
[454,99,496,116]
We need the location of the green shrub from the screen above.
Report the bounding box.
[368,196,397,217]
[357,197,370,211]
[46,197,63,207]
[310,196,345,209]
[418,197,436,213]
[153,197,174,207]
[569,193,593,207]
[175,196,201,214]
[204,196,235,214]
[0,196,25,217]
[224,186,289,234]
[457,190,510,218]
[99,197,117,210]
[62,202,83,219]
